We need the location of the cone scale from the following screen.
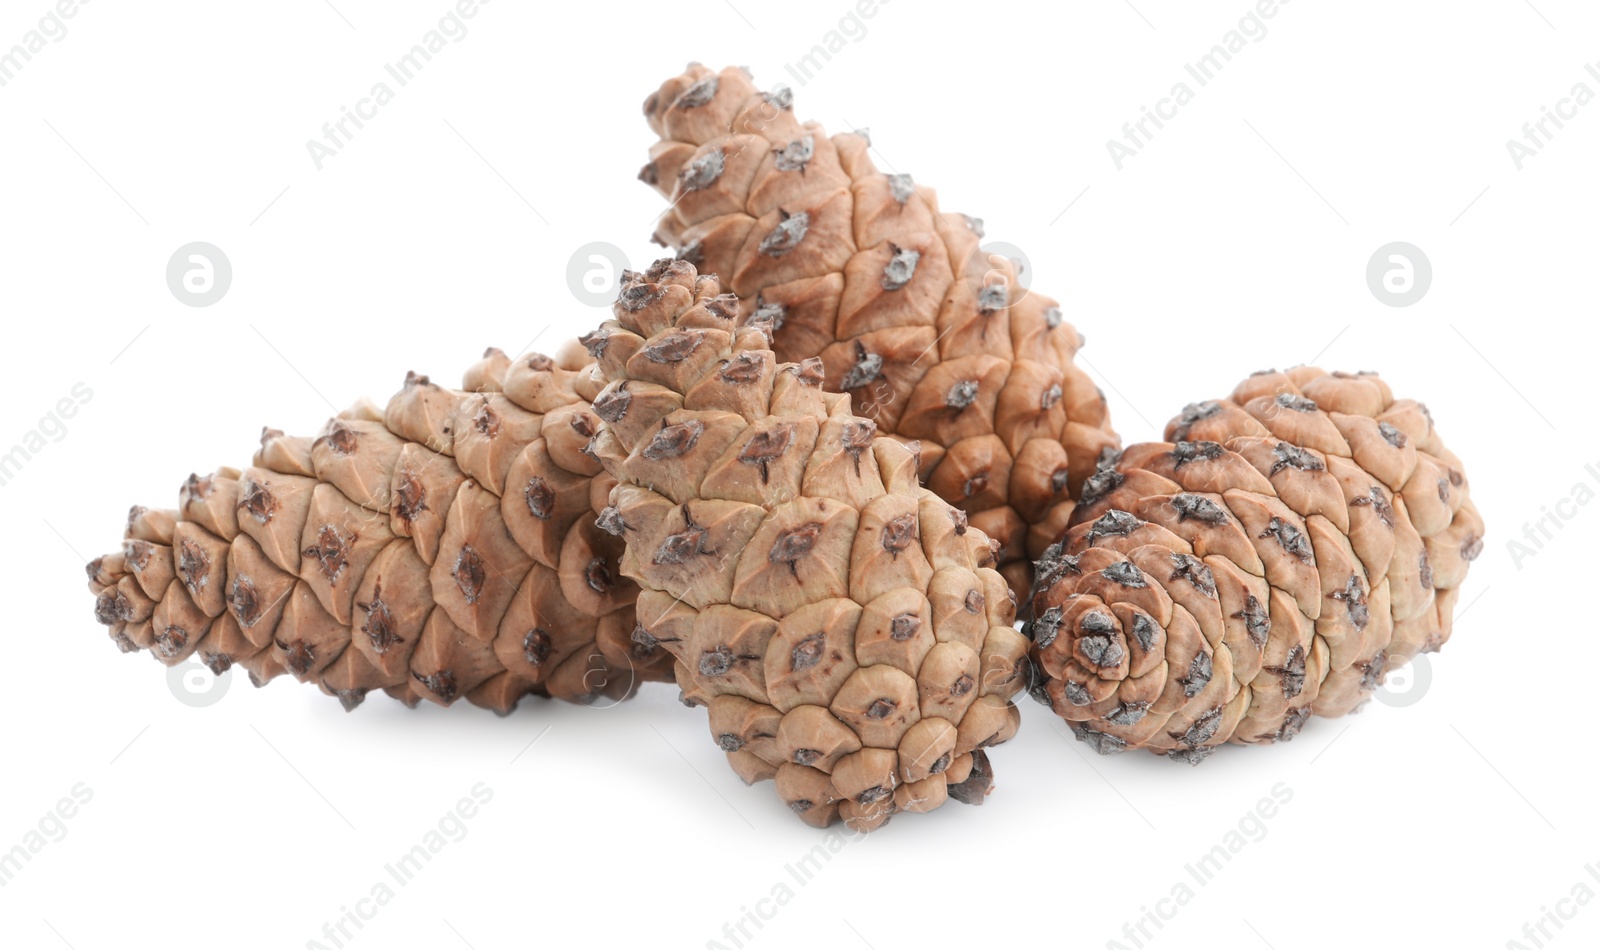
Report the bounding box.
[637,64,1121,593]
[1027,368,1483,762]
[587,259,1028,830]
[86,347,674,713]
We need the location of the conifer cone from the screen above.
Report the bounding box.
[1027,368,1482,762]
[637,64,1120,593]
[85,347,674,713]
[586,259,1029,831]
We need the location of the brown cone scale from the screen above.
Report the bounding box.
[639,65,1120,590]
[86,349,675,713]
[1027,368,1482,762]
[589,259,1027,831]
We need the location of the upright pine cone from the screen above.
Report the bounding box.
[587,259,1029,831]
[1028,368,1482,762]
[637,64,1120,593]
[85,347,673,713]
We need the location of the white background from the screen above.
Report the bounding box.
[2,1,1594,948]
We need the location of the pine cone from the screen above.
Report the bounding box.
[638,64,1121,593]
[85,346,674,713]
[1027,368,1482,762]
[588,259,1029,831]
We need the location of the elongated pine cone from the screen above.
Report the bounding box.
[587,259,1029,831]
[638,64,1121,593]
[85,347,673,713]
[1027,368,1482,762]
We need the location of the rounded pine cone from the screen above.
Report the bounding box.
[638,64,1120,593]
[85,347,674,713]
[1027,367,1482,762]
[587,259,1029,831]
